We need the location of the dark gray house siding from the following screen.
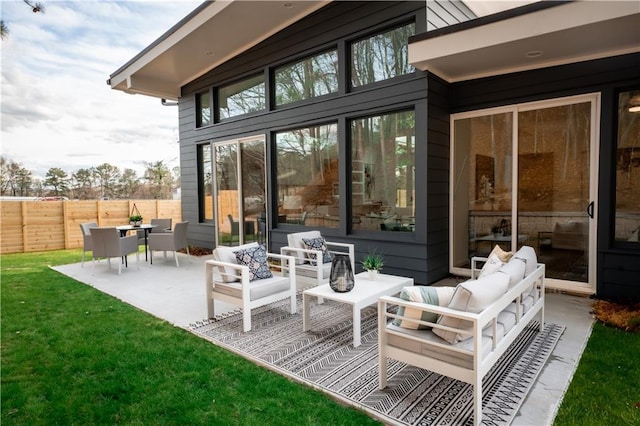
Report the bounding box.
[445,53,640,300]
[177,1,474,285]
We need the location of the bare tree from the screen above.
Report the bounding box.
[1,1,46,40]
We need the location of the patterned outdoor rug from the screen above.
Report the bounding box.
[190,295,564,425]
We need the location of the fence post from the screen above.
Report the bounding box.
[21,201,28,253]
[63,201,70,249]
[97,200,103,226]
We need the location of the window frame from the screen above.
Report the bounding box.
[349,108,416,234]
[273,47,340,108]
[612,87,640,249]
[197,143,214,223]
[274,121,340,229]
[216,73,267,122]
[348,20,416,90]
[195,90,212,128]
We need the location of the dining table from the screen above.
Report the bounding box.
[116,224,157,261]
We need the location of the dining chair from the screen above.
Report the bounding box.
[148,221,190,267]
[79,222,98,267]
[90,227,139,274]
[137,218,173,246]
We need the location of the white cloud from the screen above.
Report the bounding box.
[1,0,200,179]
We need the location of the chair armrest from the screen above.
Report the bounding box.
[120,234,139,254]
[280,246,323,264]
[205,259,250,283]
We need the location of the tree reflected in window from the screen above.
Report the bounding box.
[351,110,415,232]
[276,123,339,228]
[615,89,640,243]
[351,23,415,88]
[218,75,266,120]
[275,50,338,106]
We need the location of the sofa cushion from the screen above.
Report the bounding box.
[393,286,456,329]
[213,242,259,282]
[497,256,526,288]
[235,244,273,282]
[433,272,510,344]
[302,237,332,265]
[513,246,537,277]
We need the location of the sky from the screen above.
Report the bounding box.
[1,0,201,179]
[0,0,537,181]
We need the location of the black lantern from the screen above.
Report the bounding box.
[329,254,355,292]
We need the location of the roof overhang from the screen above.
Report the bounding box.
[108,1,330,100]
[409,1,640,82]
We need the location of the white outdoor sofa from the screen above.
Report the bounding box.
[378,246,545,426]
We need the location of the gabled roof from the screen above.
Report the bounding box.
[108,1,330,100]
[409,0,640,82]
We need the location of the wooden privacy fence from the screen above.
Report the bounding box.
[0,200,182,254]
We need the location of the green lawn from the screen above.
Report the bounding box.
[2,250,638,425]
[553,322,640,426]
[1,250,379,425]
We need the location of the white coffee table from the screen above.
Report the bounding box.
[302,272,413,347]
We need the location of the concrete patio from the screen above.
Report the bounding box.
[53,252,594,426]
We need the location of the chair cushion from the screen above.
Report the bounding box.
[513,246,537,277]
[302,237,332,265]
[393,286,456,330]
[296,262,332,280]
[433,272,510,344]
[213,242,259,282]
[213,275,291,301]
[497,256,526,289]
[235,244,273,282]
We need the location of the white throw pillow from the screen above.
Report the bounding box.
[498,256,526,289]
[513,246,537,277]
[213,242,259,282]
[478,245,513,278]
[434,272,510,344]
[393,286,456,330]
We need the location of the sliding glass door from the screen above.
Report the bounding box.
[451,94,599,293]
[213,136,266,247]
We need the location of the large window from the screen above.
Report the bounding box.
[276,123,339,228]
[615,89,640,244]
[351,23,415,88]
[351,110,415,232]
[196,91,212,127]
[217,75,266,120]
[275,50,338,106]
[197,143,213,222]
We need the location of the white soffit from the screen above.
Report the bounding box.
[409,1,640,82]
[109,1,330,100]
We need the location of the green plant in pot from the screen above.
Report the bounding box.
[130,214,143,226]
[361,251,384,280]
[491,225,502,238]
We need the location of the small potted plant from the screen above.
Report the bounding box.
[361,250,384,280]
[130,214,143,227]
[491,225,502,238]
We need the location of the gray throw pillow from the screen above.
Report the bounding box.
[235,244,273,282]
[302,237,332,265]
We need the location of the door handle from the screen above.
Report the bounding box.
[587,201,594,219]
